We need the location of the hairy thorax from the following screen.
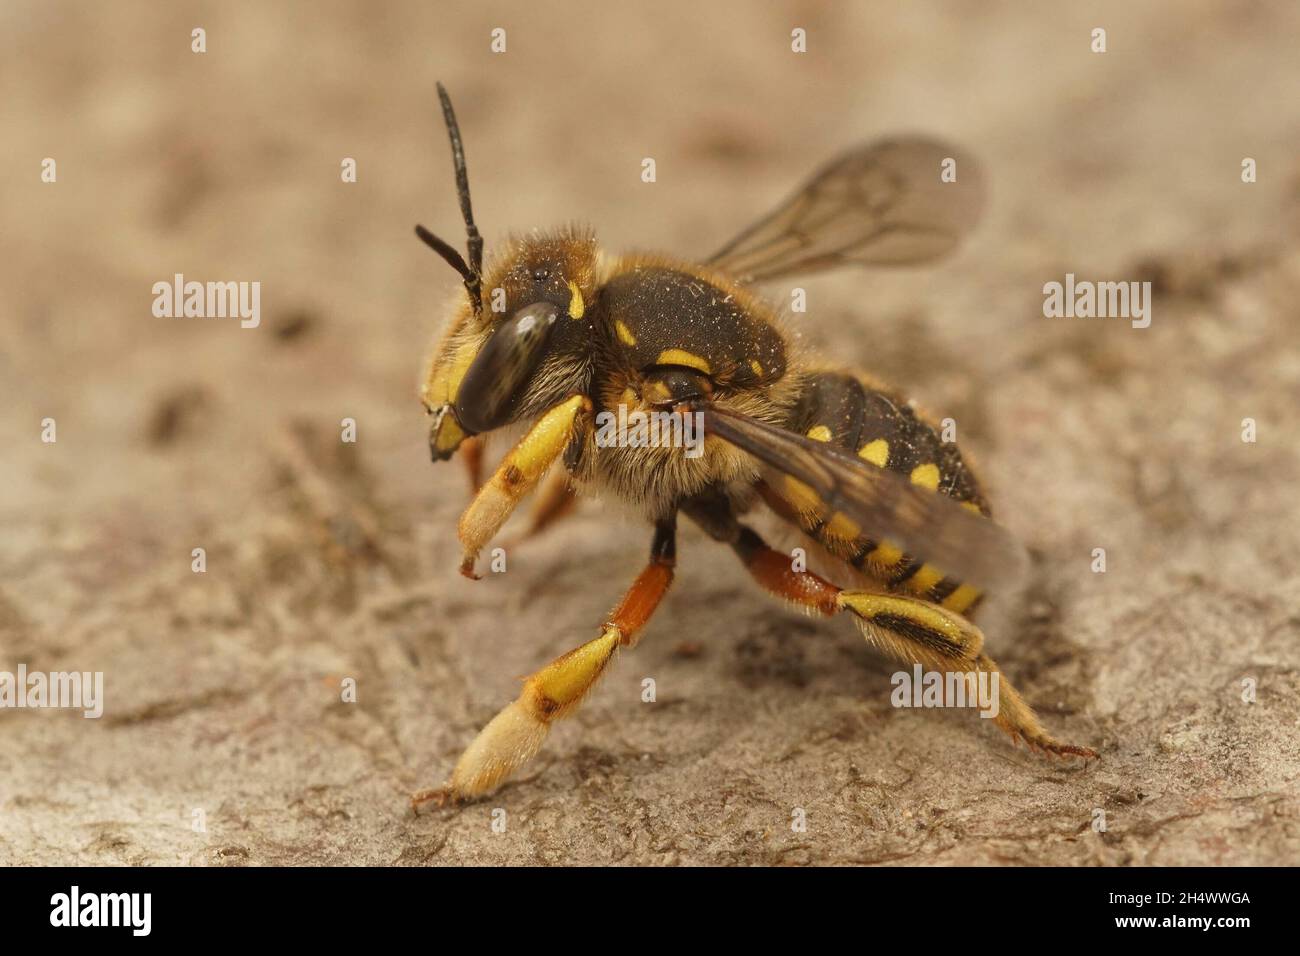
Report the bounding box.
[569,255,804,519]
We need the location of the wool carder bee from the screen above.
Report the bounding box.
[412,84,1097,806]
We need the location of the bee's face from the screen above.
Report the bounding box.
[422,228,599,460]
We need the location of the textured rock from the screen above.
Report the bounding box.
[1,0,1297,866]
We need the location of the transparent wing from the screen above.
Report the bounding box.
[700,404,1025,592]
[705,138,985,283]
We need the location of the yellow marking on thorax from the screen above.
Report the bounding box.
[806,425,833,443]
[655,349,711,374]
[615,319,637,346]
[858,439,889,468]
[750,359,764,377]
[567,281,585,319]
[910,462,941,490]
[961,500,983,515]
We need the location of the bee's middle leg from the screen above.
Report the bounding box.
[456,395,591,578]
[460,434,486,492]
[414,517,677,808]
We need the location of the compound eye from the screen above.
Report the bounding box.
[453,301,560,434]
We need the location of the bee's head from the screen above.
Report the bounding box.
[416,85,597,461]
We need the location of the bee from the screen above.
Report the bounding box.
[412,84,1096,807]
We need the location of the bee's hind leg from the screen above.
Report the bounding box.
[413,516,677,809]
[832,591,1096,758]
[682,499,1097,760]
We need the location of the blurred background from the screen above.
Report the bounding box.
[1,0,1298,865]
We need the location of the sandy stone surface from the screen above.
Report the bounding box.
[1,0,1298,866]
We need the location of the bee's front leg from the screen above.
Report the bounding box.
[456,395,591,578]
[503,465,579,548]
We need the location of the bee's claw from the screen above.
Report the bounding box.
[411,786,455,814]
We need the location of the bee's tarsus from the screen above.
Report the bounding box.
[410,786,454,813]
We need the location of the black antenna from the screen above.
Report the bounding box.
[414,82,484,316]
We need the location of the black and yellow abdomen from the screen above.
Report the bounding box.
[763,369,989,615]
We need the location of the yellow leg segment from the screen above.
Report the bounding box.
[832,593,984,669]
[457,395,591,578]
[697,509,1096,761]
[429,627,622,804]
[836,591,1095,758]
[505,466,579,549]
[415,523,676,807]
